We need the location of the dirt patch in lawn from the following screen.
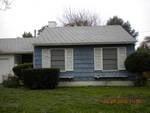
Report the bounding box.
[99,97,144,104]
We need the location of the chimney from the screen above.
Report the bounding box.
[48,21,57,27]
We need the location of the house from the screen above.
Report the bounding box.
[0,38,35,83]
[0,22,136,86]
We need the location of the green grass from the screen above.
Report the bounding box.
[0,85,150,113]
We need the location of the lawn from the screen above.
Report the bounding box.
[0,85,150,113]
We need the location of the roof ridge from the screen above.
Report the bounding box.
[0,38,35,41]
[45,25,122,30]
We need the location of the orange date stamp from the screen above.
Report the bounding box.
[99,97,144,104]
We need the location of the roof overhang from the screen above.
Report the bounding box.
[33,41,136,47]
[0,51,33,55]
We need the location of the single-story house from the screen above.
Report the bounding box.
[0,22,136,86]
[0,38,35,83]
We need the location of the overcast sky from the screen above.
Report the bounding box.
[0,0,150,46]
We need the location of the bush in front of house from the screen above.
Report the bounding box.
[13,63,33,80]
[125,49,150,86]
[3,75,19,88]
[22,68,60,89]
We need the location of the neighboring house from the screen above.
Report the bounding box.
[0,22,136,86]
[0,38,34,83]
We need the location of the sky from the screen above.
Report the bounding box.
[0,0,150,46]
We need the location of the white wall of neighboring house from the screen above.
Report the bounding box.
[0,55,15,83]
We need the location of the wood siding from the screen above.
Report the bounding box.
[34,44,135,81]
[34,47,42,68]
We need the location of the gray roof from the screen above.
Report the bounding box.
[34,25,136,46]
[0,38,36,54]
[0,25,136,54]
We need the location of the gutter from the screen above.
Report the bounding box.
[33,41,136,46]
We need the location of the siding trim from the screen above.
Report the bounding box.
[42,49,51,68]
[33,49,35,68]
[65,48,74,71]
[117,47,126,70]
[94,48,103,70]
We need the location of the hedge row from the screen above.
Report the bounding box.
[22,68,60,89]
[13,63,33,80]
[12,63,60,89]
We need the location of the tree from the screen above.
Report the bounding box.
[60,9,100,27]
[0,0,13,10]
[139,36,150,49]
[125,50,150,73]
[38,9,99,35]
[106,16,138,38]
[22,32,33,38]
[125,49,150,86]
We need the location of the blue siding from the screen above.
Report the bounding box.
[34,45,135,81]
[127,44,135,56]
[34,47,42,68]
[74,47,94,72]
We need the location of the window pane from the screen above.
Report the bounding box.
[51,49,65,70]
[103,48,117,70]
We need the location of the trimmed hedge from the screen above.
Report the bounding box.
[13,63,33,80]
[22,68,60,89]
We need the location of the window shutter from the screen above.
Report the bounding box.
[94,48,103,70]
[65,48,74,71]
[42,49,51,68]
[118,47,126,70]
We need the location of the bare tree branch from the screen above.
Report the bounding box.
[140,36,150,49]
[60,8,100,27]
[0,0,13,11]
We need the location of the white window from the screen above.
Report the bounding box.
[94,47,126,71]
[42,49,51,68]
[103,48,117,70]
[94,48,103,70]
[51,49,65,70]
[50,48,74,71]
[118,47,126,70]
[65,48,74,71]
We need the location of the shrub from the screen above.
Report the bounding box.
[143,71,150,79]
[133,76,147,86]
[13,63,33,80]
[22,68,60,89]
[125,51,150,73]
[125,50,150,86]
[3,76,19,88]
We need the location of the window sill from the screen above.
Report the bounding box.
[101,70,118,72]
[60,70,74,72]
[60,70,66,72]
